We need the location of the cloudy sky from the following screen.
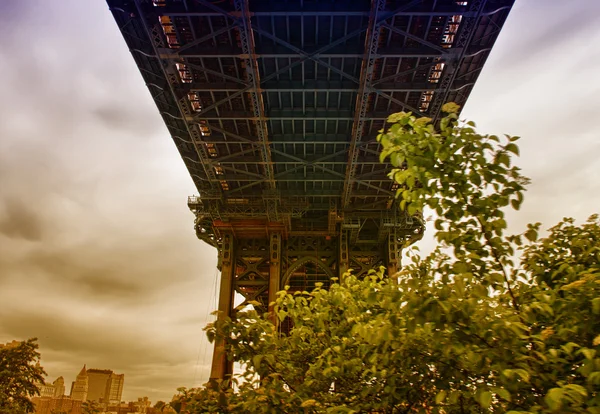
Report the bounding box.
[0,0,599,404]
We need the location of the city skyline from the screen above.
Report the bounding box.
[1,0,599,403]
[38,364,125,404]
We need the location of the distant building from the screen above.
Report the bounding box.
[33,365,126,413]
[53,376,66,397]
[133,397,151,413]
[85,368,125,404]
[71,365,88,401]
[106,372,124,404]
[35,376,66,399]
[38,383,55,398]
[32,395,82,414]
[106,398,159,414]
[87,369,112,402]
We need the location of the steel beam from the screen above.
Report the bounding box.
[169,52,444,59]
[233,0,275,191]
[381,22,449,55]
[128,0,220,192]
[342,0,385,208]
[429,0,488,120]
[181,80,461,93]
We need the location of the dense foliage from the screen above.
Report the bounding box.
[0,338,46,413]
[177,105,599,413]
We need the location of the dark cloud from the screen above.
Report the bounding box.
[0,310,181,368]
[20,243,194,299]
[0,198,44,241]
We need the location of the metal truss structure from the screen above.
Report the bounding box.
[107,0,515,381]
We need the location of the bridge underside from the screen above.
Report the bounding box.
[107,0,514,381]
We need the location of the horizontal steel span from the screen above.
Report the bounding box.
[107,0,514,244]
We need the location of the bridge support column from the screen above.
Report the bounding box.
[386,231,400,281]
[209,233,235,384]
[338,231,349,279]
[268,233,281,325]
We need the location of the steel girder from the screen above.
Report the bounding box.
[233,0,276,193]
[342,0,386,208]
[429,0,488,119]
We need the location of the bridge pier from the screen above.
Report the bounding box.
[268,233,281,326]
[208,227,408,382]
[209,233,235,384]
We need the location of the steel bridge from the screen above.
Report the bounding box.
[107,0,514,382]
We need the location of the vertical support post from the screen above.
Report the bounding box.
[387,231,400,280]
[209,233,235,384]
[339,231,349,278]
[268,233,282,325]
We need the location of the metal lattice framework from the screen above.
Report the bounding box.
[107,0,514,246]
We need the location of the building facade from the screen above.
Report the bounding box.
[32,395,82,414]
[70,365,88,401]
[106,372,125,404]
[87,369,112,402]
[84,368,125,404]
[53,376,66,397]
[36,376,66,399]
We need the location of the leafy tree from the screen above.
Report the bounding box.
[82,400,101,414]
[179,105,599,413]
[154,400,176,413]
[0,338,46,413]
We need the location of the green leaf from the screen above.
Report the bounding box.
[435,390,447,404]
[379,147,393,163]
[545,388,563,411]
[390,152,403,167]
[252,355,263,367]
[493,387,512,402]
[592,297,600,315]
[505,143,520,155]
[478,391,492,409]
[442,102,461,113]
[524,228,538,242]
[301,399,318,408]
[579,348,596,360]
[498,152,511,166]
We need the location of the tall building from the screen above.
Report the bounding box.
[86,369,112,402]
[70,365,88,401]
[84,368,125,404]
[53,376,65,397]
[107,372,124,404]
